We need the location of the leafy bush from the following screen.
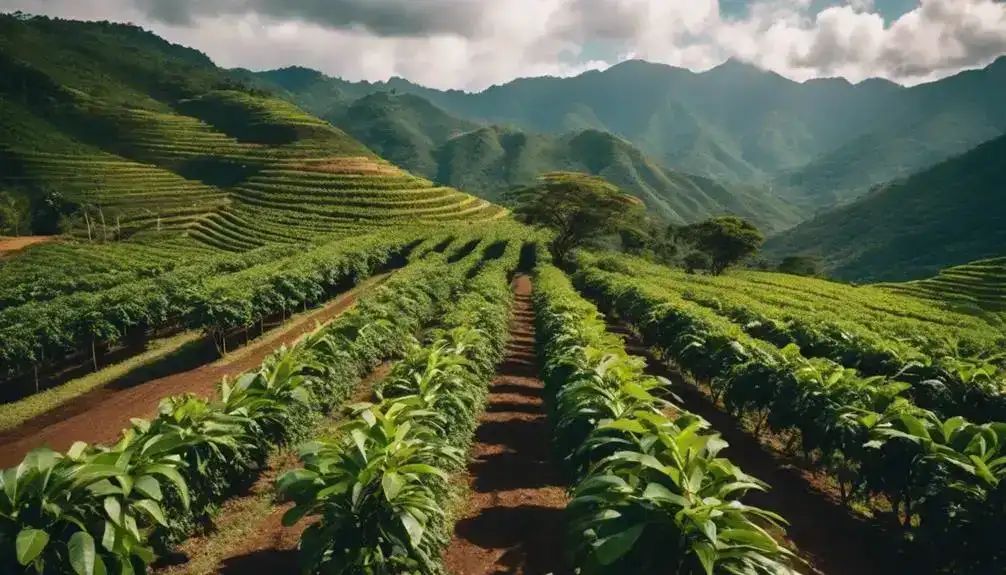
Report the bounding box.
[533,265,796,574]
[0,256,462,574]
[277,246,518,574]
[573,263,1006,573]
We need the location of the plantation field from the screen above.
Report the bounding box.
[4,14,1005,575]
[570,252,1006,573]
[880,256,1006,314]
[2,220,1004,574]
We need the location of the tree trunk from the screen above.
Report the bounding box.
[33,364,39,394]
[83,210,92,241]
[91,339,99,372]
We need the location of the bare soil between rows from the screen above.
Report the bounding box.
[605,321,906,575]
[156,362,396,575]
[443,275,571,575]
[0,274,390,469]
[0,235,56,256]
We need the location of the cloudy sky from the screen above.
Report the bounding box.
[4,0,1006,90]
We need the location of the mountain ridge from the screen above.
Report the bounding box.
[764,134,1006,282]
[296,89,802,232]
[249,55,1006,209]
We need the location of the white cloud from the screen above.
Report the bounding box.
[3,0,1006,90]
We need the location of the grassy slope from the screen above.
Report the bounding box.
[435,127,803,233]
[880,257,1006,315]
[0,15,502,249]
[764,134,1006,282]
[262,88,801,233]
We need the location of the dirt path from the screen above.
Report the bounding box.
[0,235,55,256]
[443,275,571,575]
[0,274,391,469]
[156,362,396,575]
[605,322,902,575]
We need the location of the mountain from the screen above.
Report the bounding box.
[0,14,502,247]
[433,127,802,233]
[332,92,480,180]
[773,59,1006,207]
[274,89,801,232]
[251,57,1006,210]
[763,134,1006,282]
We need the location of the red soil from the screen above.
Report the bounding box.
[0,235,56,256]
[0,275,390,469]
[443,275,572,575]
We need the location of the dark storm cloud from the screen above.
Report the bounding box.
[133,0,487,37]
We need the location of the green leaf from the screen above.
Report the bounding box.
[134,475,163,501]
[397,463,448,478]
[67,441,89,460]
[93,555,108,575]
[69,531,96,575]
[970,455,998,485]
[147,464,189,509]
[400,511,425,548]
[382,471,406,501]
[594,524,646,566]
[134,499,168,527]
[104,497,123,526]
[281,504,313,527]
[899,413,931,441]
[693,541,717,575]
[16,528,49,566]
[101,521,116,552]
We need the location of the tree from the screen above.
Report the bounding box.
[513,172,643,264]
[680,216,764,275]
[683,251,711,274]
[31,189,78,235]
[0,191,26,236]
[777,255,824,277]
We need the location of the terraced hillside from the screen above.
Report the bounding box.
[0,14,509,406]
[0,15,504,251]
[881,257,1006,313]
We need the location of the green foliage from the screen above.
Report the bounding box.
[683,251,711,275]
[764,134,1006,282]
[680,217,764,275]
[572,261,1006,572]
[513,172,642,264]
[533,265,796,574]
[0,191,28,236]
[776,255,823,278]
[0,253,467,573]
[278,243,520,574]
[0,230,426,392]
[881,256,1006,313]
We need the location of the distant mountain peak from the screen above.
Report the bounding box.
[706,57,764,75]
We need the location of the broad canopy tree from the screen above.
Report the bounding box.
[679,216,764,275]
[512,172,643,264]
